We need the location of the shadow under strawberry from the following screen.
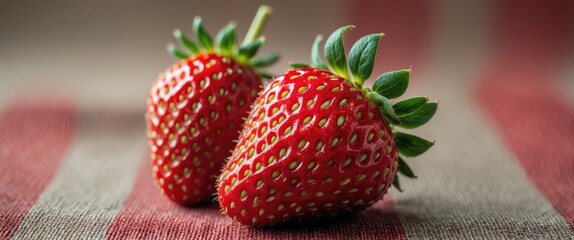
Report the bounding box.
[245,200,405,239]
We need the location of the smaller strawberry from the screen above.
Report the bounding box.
[146,6,278,206]
[217,26,437,226]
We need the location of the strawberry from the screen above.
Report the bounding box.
[146,6,278,205]
[217,26,437,226]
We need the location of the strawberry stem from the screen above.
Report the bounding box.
[242,5,272,45]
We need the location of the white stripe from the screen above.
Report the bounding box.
[392,0,573,238]
[11,108,146,239]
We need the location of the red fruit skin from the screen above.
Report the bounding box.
[146,53,261,205]
[217,68,398,226]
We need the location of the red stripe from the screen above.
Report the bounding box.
[105,158,223,239]
[346,0,435,85]
[0,100,75,238]
[489,0,574,67]
[477,0,574,230]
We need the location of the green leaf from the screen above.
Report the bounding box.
[393,97,428,116]
[348,33,383,86]
[251,53,279,68]
[238,37,265,60]
[397,156,416,178]
[311,35,328,70]
[392,175,403,192]
[215,23,236,55]
[325,25,354,79]
[367,92,400,124]
[397,102,438,129]
[394,131,434,157]
[193,16,213,51]
[289,61,310,69]
[173,29,199,54]
[257,71,274,79]
[166,43,188,59]
[373,69,410,99]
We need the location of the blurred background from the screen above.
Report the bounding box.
[1,0,572,106]
[0,0,344,108]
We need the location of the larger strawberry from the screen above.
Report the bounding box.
[217,26,437,226]
[146,6,278,205]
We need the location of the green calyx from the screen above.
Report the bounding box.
[291,25,438,191]
[167,5,278,78]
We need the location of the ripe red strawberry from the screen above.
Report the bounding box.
[217,26,437,226]
[146,6,279,205]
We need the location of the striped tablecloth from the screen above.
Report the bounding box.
[1,0,573,239]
